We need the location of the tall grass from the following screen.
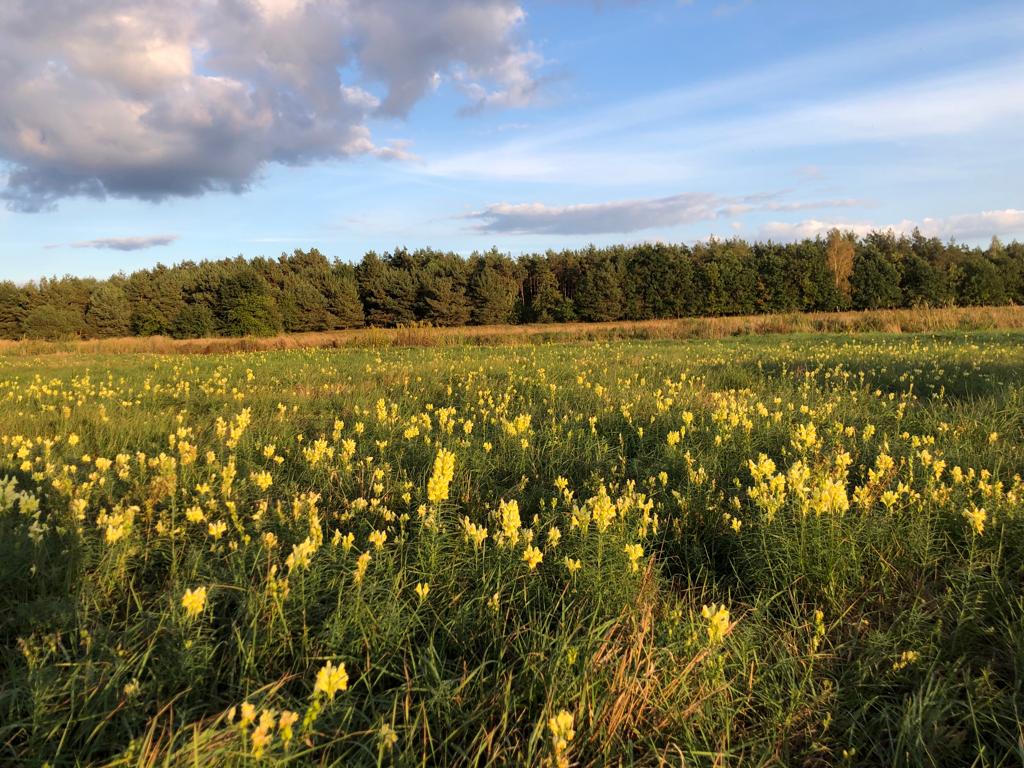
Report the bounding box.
[1,305,1022,357]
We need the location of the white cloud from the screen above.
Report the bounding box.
[0,0,542,211]
[467,191,865,235]
[761,209,1024,241]
[68,235,180,251]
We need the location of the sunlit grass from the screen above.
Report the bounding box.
[1,330,1022,765]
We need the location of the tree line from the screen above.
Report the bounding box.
[1,229,1021,340]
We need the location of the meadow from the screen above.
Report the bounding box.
[1,329,1023,766]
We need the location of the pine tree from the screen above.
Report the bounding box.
[216,266,283,337]
[171,302,217,339]
[280,276,333,332]
[357,252,417,326]
[418,253,471,326]
[573,252,623,322]
[469,256,518,325]
[325,266,365,328]
[0,282,28,339]
[85,283,132,337]
[524,257,569,323]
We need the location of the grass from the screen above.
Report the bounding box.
[0,329,1022,766]
[1,304,1022,357]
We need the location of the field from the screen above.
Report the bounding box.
[1,329,1023,766]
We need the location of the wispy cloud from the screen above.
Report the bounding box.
[761,209,1024,241]
[423,8,1024,185]
[69,235,180,251]
[467,192,865,235]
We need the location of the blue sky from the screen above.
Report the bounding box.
[1,0,1022,282]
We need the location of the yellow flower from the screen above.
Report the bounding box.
[892,650,920,671]
[701,603,730,645]
[792,422,819,453]
[250,470,273,492]
[278,710,299,744]
[810,477,849,516]
[426,448,456,503]
[181,586,207,619]
[623,543,644,572]
[963,504,986,535]
[258,708,276,732]
[379,723,398,750]
[548,709,575,755]
[354,551,372,584]
[590,485,616,533]
[286,537,318,571]
[240,701,257,726]
[461,516,489,548]
[313,660,349,700]
[251,724,272,757]
[369,529,388,550]
[522,545,543,569]
[564,557,582,574]
[415,581,430,601]
[499,499,522,543]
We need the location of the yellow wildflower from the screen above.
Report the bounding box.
[892,650,920,671]
[522,545,543,569]
[354,551,371,584]
[278,710,299,744]
[701,603,730,645]
[963,504,986,535]
[548,709,575,760]
[250,470,273,492]
[181,587,207,620]
[623,542,644,573]
[426,448,456,504]
[313,660,349,700]
[379,723,398,750]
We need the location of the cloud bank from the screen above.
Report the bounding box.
[467,192,864,235]
[0,0,541,211]
[761,209,1024,241]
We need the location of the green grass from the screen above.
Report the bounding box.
[1,330,1022,766]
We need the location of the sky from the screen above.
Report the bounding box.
[0,0,1022,283]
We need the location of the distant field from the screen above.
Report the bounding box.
[1,304,1023,356]
[1,331,1023,765]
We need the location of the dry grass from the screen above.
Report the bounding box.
[2,305,1021,357]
